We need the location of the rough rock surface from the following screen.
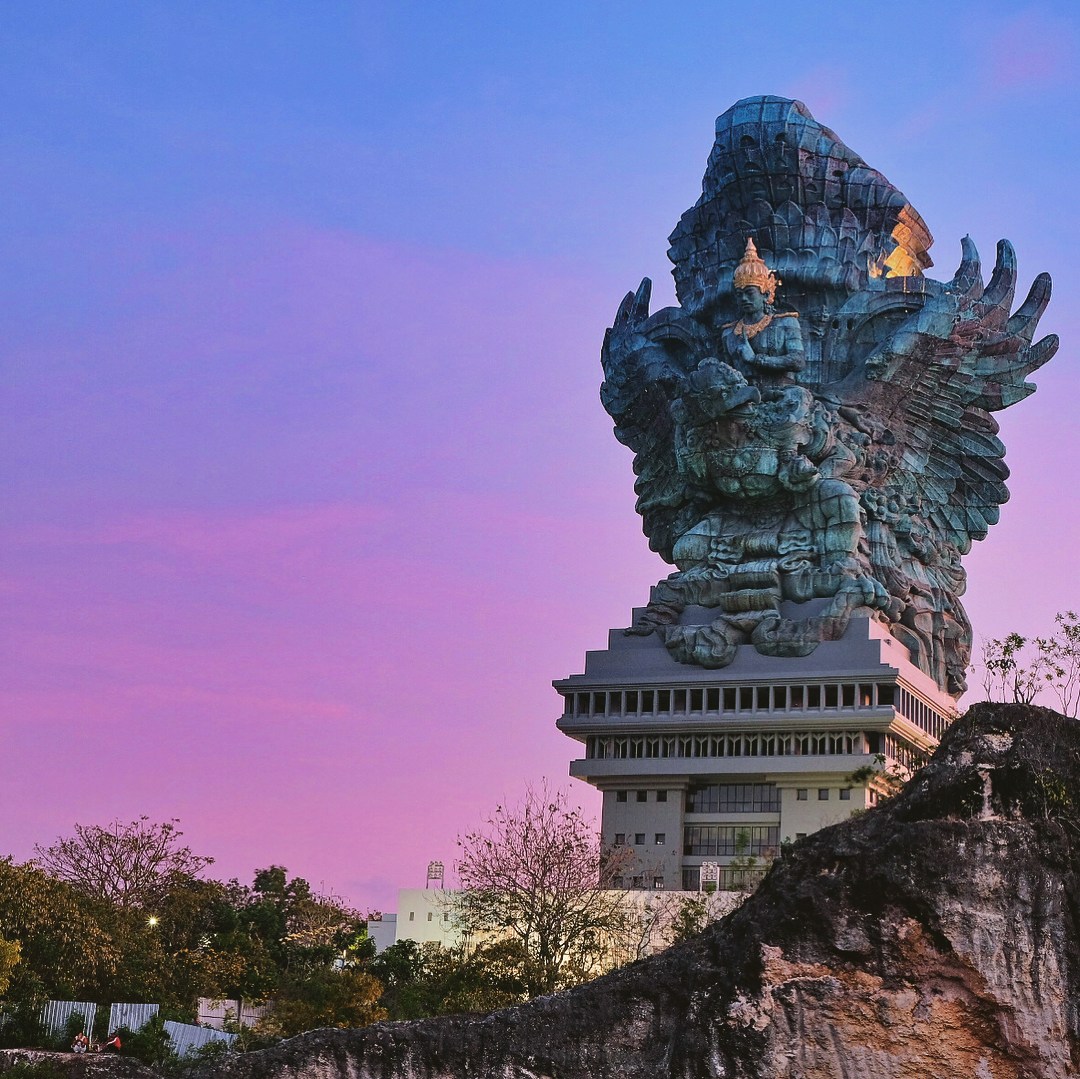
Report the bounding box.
[0,1050,159,1079]
[199,703,1080,1078]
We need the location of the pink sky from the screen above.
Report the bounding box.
[2,4,1078,913]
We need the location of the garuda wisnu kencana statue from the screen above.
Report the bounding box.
[601,96,1058,697]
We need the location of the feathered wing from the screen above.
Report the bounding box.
[836,238,1058,689]
[600,278,712,561]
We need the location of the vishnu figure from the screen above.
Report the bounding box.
[720,238,804,385]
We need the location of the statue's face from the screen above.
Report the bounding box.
[736,286,766,319]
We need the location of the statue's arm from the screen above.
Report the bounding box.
[751,320,805,372]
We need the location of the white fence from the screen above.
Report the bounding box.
[163,1020,236,1058]
[107,1002,159,1034]
[39,1001,97,1039]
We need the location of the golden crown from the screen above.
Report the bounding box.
[732,237,779,303]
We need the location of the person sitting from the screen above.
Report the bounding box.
[71,1032,89,1053]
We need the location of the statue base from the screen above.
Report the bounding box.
[554,611,956,891]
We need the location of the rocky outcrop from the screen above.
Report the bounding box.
[199,703,1080,1078]
[0,1050,159,1079]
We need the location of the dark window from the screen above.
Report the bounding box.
[634,833,645,845]
[637,790,648,802]
[686,782,781,813]
[655,833,666,845]
[683,825,780,858]
[616,790,627,802]
[614,833,625,846]
[656,790,667,802]
[877,683,895,706]
[839,788,851,801]
[657,689,671,711]
[653,876,665,890]
[818,788,829,800]
[797,788,808,801]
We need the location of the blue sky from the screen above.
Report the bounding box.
[2,2,1077,910]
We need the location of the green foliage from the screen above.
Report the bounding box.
[0,1062,66,1079]
[848,753,912,801]
[0,936,20,996]
[256,967,386,1037]
[0,858,119,1002]
[0,831,381,1043]
[369,939,525,1020]
[668,895,710,944]
[114,1015,178,1067]
[0,1001,47,1050]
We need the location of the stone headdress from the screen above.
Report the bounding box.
[732,238,779,303]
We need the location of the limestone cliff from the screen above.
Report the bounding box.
[200,703,1080,1078]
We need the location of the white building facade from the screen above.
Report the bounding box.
[556,613,955,890]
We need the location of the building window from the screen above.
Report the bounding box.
[683,825,780,857]
[637,790,648,802]
[796,789,808,801]
[409,912,415,921]
[657,789,667,802]
[655,833,666,845]
[687,782,781,813]
[427,913,432,922]
[614,833,625,846]
[818,789,829,800]
[616,790,627,802]
[653,876,665,890]
[634,833,645,845]
[839,788,851,800]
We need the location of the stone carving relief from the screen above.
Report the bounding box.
[601,96,1058,696]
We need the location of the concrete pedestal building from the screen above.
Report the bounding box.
[556,607,956,891]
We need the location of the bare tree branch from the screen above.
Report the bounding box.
[33,816,213,910]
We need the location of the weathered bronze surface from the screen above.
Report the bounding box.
[601,95,1058,696]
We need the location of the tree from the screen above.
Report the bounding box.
[255,967,386,1037]
[33,817,213,910]
[370,939,526,1020]
[0,936,20,996]
[453,784,635,998]
[0,857,125,1002]
[981,612,1080,716]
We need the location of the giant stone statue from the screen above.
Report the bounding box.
[601,96,1058,697]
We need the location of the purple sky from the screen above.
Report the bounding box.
[2,3,1078,913]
